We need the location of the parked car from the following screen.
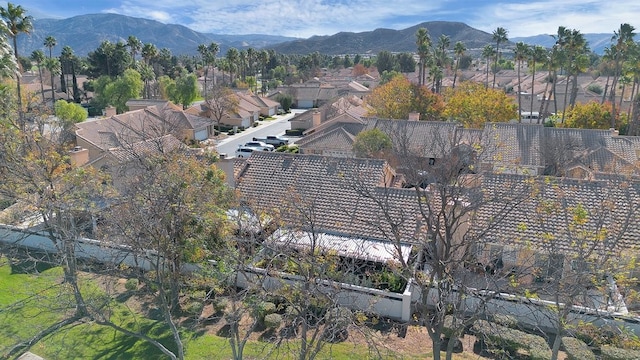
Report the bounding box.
[242,141,275,151]
[252,135,289,147]
[235,146,256,158]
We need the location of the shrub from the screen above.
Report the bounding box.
[492,314,517,328]
[124,278,139,291]
[472,320,551,360]
[185,301,204,316]
[562,337,595,360]
[212,298,228,313]
[600,345,640,360]
[587,83,603,94]
[285,129,304,136]
[264,313,282,328]
[227,130,235,135]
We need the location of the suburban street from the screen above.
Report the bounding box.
[215,109,307,157]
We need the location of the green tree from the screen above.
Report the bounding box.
[93,68,143,113]
[226,47,239,84]
[170,72,198,109]
[30,49,45,103]
[54,99,87,123]
[609,23,636,128]
[528,45,547,122]
[416,27,431,87]
[451,41,466,89]
[43,57,60,105]
[514,42,530,121]
[482,44,496,89]
[276,93,293,112]
[375,50,396,74]
[127,35,142,69]
[87,40,132,78]
[492,27,508,88]
[352,128,392,158]
[0,2,32,124]
[396,52,416,73]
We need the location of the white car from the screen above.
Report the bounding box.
[242,141,275,151]
[235,146,256,158]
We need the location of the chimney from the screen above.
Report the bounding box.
[312,110,322,127]
[104,105,117,117]
[69,146,89,167]
[408,112,420,121]
[216,157,236,188]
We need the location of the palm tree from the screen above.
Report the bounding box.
[226,47,239,85]
[138,62,155,99]
[43,57,60,104]
[609,23,636,128]
[434,34,450,93]
[491,27,508,88]
[451,41,466,89]
[44,35,56,59]
[514,42,530,121]
[0,2,33,124]
[127,35,142,69]
[238,49,247,81]
[528,45,547,122]
[30,49,46,103]
[482,45,495,89]
[415,28,431,87]
[258,50,269,94]
[206,42,219,87]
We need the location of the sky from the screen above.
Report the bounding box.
[11,0,640,39]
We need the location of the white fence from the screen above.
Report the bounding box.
[1,224,639,335]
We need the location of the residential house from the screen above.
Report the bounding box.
[236,92,280,117]
[74,101,208,168]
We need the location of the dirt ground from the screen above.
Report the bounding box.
[100,274,568,359]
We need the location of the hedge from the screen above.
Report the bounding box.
[562,337,595,360]
[472,320,551,360]
[600,345,640,360]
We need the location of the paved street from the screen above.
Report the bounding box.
[215,109,307,157]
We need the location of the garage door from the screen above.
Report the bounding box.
[298,100,314,108]
[195,129,208,141]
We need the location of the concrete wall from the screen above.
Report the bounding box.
[1,224,639,335]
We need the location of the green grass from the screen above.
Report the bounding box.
[0,255,488,359]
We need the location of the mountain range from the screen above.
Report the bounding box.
[17,14,616,58]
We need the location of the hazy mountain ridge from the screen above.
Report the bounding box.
[18,13,297,57]
[16,13,617,57]
[511,34,615,54]
[268,21,496,55]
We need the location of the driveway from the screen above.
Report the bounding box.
[215,109,307,157]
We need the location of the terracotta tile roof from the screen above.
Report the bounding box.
[473,173,640,255]
[108,134,185,162]
[234,152,422,241]
[480,123,545,168]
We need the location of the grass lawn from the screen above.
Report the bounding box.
[0,255,486,359]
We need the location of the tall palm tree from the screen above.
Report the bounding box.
[451,41,466,89]
[43,57,60,105]
[609,23,636,128]
[482,45,495,89]
[601,46,616,104]
[206,42,219,87]
[434,34,450,93]
[0,3,33,124]
[238,49,247,81]
[491,27,508,88]
[30,49,45,103]
[415,28,431,87]
[226,48,239,85]
[514,42,530,121]
[44,35,56,59]
[258,50,269,94]
[528,45,547,122]
[246,47,256,84]
[127,35,142,69]
[59,46,76,101]
[138,62,155,99]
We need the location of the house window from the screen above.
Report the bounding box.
[429,158,436,166]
